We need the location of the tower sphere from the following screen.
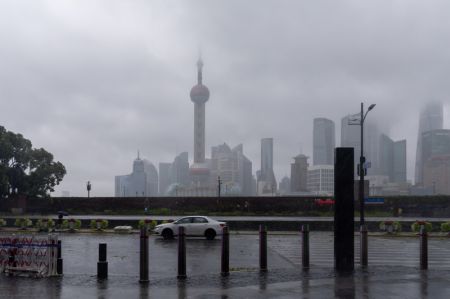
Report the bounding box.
[190,57,209,104]
[191,84,209,103]
[190,84,210,103]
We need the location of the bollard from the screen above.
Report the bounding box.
[360,225,368,267]
[177,226,186,279]
[420,225,428,270]
[97,243,108,279]
[259,225,267,272]
[301,225,310,269]
[139,227,149,283]
[57,240,63,275]
[8,237,18,269]
[221,226,229,276]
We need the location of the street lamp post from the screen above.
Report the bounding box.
[358,102,376,226]
[355,102,376,267]
[217,176,222,197]
[86,181,92,198]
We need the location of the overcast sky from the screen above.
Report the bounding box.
[1,0,449,196]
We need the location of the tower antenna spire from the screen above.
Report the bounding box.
[197,53,203,85]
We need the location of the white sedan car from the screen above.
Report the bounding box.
[153,216,226,240]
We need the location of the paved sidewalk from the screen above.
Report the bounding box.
[1,232,450,298]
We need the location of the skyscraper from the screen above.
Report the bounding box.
[341,115,380,176]
[189,57,211,186]
[420,129,450,169]
[257,138,277,194]
[341,115,361,174]
[313,118,335,165]
[307,165,334,195]
[393,140,407,183]
[171,152,190,187]
[290,154,309,193]
[158,162,172,195]
[415,102,444,185]
[261,138,274,177]
[209,143,253,195]
[115,155,158,197]
[379,134,407,183]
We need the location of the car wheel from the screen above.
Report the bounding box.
[205,229,216,240]
[162,228,174,240]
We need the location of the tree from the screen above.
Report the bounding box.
[0,126,66,198]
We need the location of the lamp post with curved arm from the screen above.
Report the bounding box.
[358,103,376,226]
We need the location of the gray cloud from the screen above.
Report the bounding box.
[0,0,449,196]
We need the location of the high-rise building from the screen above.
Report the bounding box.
[261,138,274,178]
[158,162,172,195]
[420,129,450,170]
[379,135,407,183]
[115,155,158,197]
[379,134,394,179]
[341,115,361,174]
[189,56,211,187]
[209,143,253,196]
[171,152,190,187]
[341,115,381,176]
[278,176,291,195]
[290,154,309,193]
[393,140,407,183]
[307,165,334,195]
[313,118,335,165]
[257,138,277,194]
[415,102,444,185]
[241,155,254,196]
[423,155,450,195]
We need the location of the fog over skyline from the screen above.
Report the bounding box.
[1,1,449,196]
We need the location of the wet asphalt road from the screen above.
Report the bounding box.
[1,232,450,298]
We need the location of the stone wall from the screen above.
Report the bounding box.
[1,195,450,217]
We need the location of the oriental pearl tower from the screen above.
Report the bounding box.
[189,56,211,186]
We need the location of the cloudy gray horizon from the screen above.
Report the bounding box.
[1,0,449,196]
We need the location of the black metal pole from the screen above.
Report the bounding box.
[221,226,229,276]
[302,225,310,269]
[420,225,428,270]
[359,102,365,226]
[177,226,186,279]
[139,227,149,283]
[360,225,368,266]
[259,225,267,272]
[57,240,63,275]
[97,243,108,279]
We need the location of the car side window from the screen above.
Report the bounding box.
[177,218,192,224]
[193,217,208,223]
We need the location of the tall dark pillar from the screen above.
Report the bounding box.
[334,147,354,272]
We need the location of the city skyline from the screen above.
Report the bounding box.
[1,1,450,196]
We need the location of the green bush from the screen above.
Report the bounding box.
[0,219,6,227]
[441,222,450,232]
[379,221,401,232]
[138,219,157,230]
[90,219,108,230]
[35,218,55,231]
[411,221,433,232]
[15,218,33,228]
[62,219,82,230]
